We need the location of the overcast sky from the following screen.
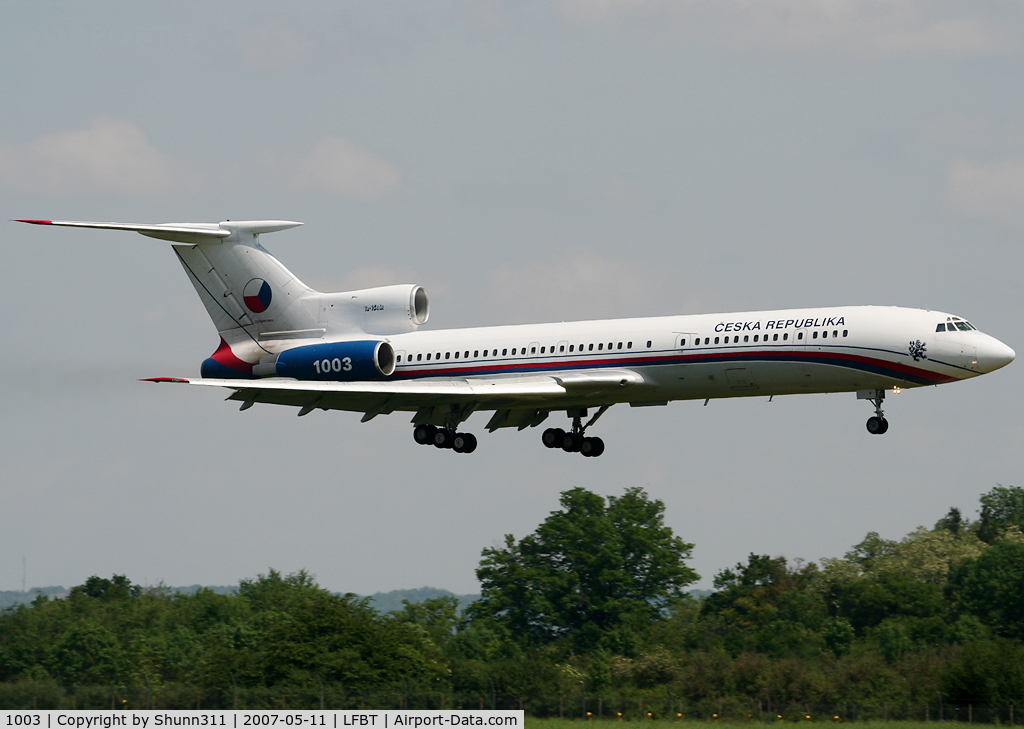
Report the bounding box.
[2,1,1023,596]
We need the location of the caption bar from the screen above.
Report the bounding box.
[2,712,523,729]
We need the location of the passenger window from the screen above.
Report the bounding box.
[681,339,686,347]
[704,337,710,345]
[569,345,574,352]
[474,350,479,357]
[773,334,778,341]
[445,352,450,359]
[417,354,422,361]
[822,331,827,339]
[608,342,613,349]
[744,335,749,342]
[798,333,804,340]
[714,336,720,344]
[436,353,441,360]
[617,342,623,350]
[832,331,837,338]
[647,340,652,347]
[465,351,469,358]
[559,345,565,352]
[813,332,818,339]
[396,355,402,362]
[628,342,633,348]
[454,352,459,359]
[783,333,789,340]
[588,344,594,351]
[511,348,517,355]
[540,347,545,354]
[502,348,507,356]
[753,335,758,342]
[843,330,848,337]
[598,343,604,350]
[426,353,431,360]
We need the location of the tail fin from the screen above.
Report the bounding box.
[16,219,322,375]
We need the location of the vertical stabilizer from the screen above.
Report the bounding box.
[15,219,320,377]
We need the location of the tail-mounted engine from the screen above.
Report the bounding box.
[253,340,395,381]
[320,284,429,335]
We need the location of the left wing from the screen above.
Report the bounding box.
[144,368,648,423]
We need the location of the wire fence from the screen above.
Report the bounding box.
[0,683,1017,722]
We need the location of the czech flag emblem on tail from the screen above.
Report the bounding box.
[243,278,272,313]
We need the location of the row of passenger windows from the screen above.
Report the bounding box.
[686,330,849,346]
[395,339,655,364]
[395,328,854,364]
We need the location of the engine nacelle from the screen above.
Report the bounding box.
[256,340,396,381]
[321,284,429,335]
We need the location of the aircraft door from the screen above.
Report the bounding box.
[675,333,696,349]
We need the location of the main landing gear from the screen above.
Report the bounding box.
[413,424,478,453]
[864,389,889,435]
[542,406,609,457]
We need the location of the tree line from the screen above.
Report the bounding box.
[0,485,1022,712]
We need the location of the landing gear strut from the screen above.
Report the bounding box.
[413,424,477,453]
[541,405,609,457]
[864,389,889,435]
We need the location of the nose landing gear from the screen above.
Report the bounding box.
[541,405,609,457]
[861,389,889,435]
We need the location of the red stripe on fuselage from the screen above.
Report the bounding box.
[392,348,959,384]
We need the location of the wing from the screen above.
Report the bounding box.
[144,369,649,428]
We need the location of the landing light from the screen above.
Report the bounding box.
[892,386,901,394]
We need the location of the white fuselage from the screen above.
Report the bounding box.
[372,305,1011,407]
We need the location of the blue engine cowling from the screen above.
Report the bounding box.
[271,340,396,381]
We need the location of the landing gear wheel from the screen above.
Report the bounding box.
[413,424,436,445]
[561,433,583,452]
[432,429,454,448]
[580,436,605,457]
[866,416,887,435]
[452,432,478,453]
[542,428,565,448]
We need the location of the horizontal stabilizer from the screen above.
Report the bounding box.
[15,219,302,244]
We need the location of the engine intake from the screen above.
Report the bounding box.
[257,340,395,381]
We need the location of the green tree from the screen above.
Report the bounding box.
[942,639,1024,705]
[976,485,1024,543]
[469,487,698,649]
[700,555,827,657]
[948,541,1024,640]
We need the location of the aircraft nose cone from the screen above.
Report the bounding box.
[977,337,1015,373]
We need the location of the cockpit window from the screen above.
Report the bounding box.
[936,323,946,332]
[946,317,976,331]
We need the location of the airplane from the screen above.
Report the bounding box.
[16,218,1015,457]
